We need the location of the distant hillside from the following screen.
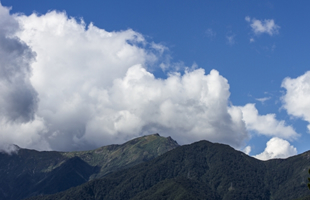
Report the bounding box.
[27,140,310,200]
[0,134,178,200]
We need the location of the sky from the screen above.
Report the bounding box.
[0,0,309,160]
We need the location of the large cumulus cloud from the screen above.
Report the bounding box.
[104,67,248,148]
[0,8,249,151]
[0,4,299,157]
[0,4,44,152]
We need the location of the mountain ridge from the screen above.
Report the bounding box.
[26,140,310,200]
[0,133,179,200]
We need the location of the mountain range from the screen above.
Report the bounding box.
[0,134,178,200]
[1,134,310,199]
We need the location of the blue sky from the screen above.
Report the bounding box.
[0,0,309,159]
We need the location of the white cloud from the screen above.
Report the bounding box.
[0,4,298,153]
[237,104,299,140]
[104,67,249,148]
[281,71,310,131]
[0,6,254,151]
[13,10,159,151]
[243,146,251,155]
[254,137,297,160]
[246,17,280,36]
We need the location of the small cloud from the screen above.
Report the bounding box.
[205,28,216,39]
[226,35,236,45]
[254,137,297,160]
[243,146,251,155]
[246,16,280,36]
[255,97,271,104]
[250,38,255,43]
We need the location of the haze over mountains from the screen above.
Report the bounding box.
[0,134,310,200]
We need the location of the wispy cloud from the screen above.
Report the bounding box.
[205,28,216,40]
[256,97,271,104]
[226,34,236,45]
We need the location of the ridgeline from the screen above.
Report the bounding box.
[27,140,310,200]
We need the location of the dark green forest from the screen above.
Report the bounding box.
[26,140,310,200]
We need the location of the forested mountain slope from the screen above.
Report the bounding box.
[0,134,178,200]
[28,140,310,200]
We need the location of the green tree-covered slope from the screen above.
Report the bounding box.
[27,140,310,200]
[0,134,178,200]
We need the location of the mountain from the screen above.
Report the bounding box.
[27,140,310,200]
[0,134,178,200]
[62,133,179,179]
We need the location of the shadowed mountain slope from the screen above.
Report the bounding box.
[0,134,178,200]
[27,140,310,200]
